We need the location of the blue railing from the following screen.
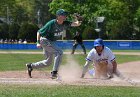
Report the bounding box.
[0,40,140,50]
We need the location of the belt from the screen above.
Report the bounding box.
[40,37,54,41]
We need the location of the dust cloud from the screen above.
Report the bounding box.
[59,55,83,82]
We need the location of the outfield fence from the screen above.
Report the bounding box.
[0,40,140,50]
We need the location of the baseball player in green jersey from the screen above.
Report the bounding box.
[26,9,82,79]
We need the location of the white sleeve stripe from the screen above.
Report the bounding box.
[111,58,115,61]
[86,58,92,61]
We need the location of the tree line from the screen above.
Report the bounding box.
[0,0,140,42]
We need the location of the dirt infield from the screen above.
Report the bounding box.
[0,51,140,86]
[0,64,139,86]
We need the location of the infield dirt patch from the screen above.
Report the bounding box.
[0,51,140,86]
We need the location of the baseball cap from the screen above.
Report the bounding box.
[56,9,68,16]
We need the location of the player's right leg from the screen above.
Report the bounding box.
[26,50,53,78]
[80,43,86,54]
[26,38,53,78]
[71,43,78,54]
[50,43,63,79]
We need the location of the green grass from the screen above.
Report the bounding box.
[116,55,140,64]
[0,84,140,97]
[0,54,67,71]
[0,53,140,71]
[0,52,140,97]
[0,54,44,71]
[112,50,140,52]
[0,49,43,52]
[72,54,140,65]
[1,49,140,52]
[65,49,140,52]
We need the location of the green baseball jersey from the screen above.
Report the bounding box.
[38,19,71,41]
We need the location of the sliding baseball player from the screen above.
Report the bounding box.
[81,38,118,79]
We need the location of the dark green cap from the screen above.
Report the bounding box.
[56,9,68,16]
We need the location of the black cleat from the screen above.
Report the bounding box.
[26,63,33,78]
[50,71,58,79]
[80,74,85,78]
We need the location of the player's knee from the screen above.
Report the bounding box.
[56,50,63,56]
[59,50,63,55]
[43,59,52,66]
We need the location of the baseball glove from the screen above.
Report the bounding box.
[73,13,83,21]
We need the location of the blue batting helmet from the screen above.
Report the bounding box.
[94,38,104,47]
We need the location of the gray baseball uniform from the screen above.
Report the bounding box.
[31,19,71,72]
